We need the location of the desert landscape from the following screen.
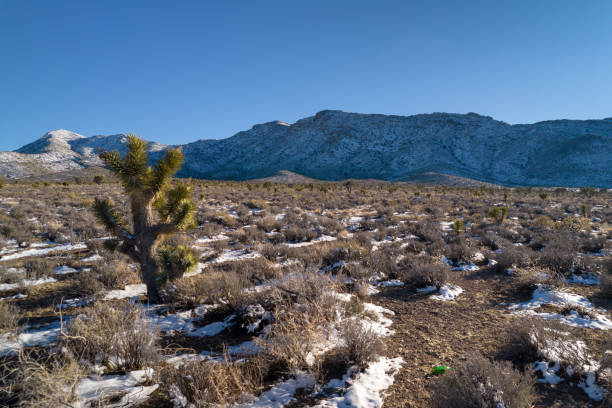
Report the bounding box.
[0,143,610,406]
[2,2,611,407]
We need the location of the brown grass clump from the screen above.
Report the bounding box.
[164,270,248,309]
[430,353,536,408]
[59,301,159,372]
[337,318,385,369]
[0,301,20,332]
[258,273,340,371]
[158,354,262,407]
[397,258,448,289]
[1,351,83,408]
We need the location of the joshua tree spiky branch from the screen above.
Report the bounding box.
[92,134,196,303]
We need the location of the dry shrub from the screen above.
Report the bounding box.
[397,258,447,289]
[430,353,536,408]
[284,225,317,243]
[538,238,579,274]
[338,319,385,369]
[504,317,578,366]
[1,351,83,408]
[340,263,371,281]
[215,257,279,283]
[158,355,262,407]
[260,273,340,371]
[60,301,159,372]
[0,301,19,331]
[446,240,473,264]
[163,270,248,309]
[24,258,56,279]
[78,254,136,295]
[495,245,533,272]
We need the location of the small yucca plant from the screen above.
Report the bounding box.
[92,134,196,303]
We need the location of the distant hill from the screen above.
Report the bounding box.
[1,111,611,187]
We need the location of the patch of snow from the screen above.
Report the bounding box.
[431,284,463,301]
[104,284,146,300]
[315,357,404,408]
[228,340,260,356]
[361,302,395,337]
[210,249,261,263]
[195,234,230,244]
[417,285,437,294]
[283,235,337,248]
[0,276,57,291]
[566,274,600,285]
[0,243,87,261]
[0,320,63,357]
[54,265,79,275]
[377,279,404,288]
[190,315,235,337]
[533,361,563,384]
[578,372,604,401]
[242,371,315,407]
[0,292,27,300]
[81,254,104,262]
[74,369,156,408]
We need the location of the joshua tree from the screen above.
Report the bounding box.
[92,135,196,303]
[488,206,508,224]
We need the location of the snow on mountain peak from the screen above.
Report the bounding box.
[16,129,86,154]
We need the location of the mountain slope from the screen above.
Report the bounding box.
[2,111,611,186]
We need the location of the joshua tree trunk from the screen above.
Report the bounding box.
[140,250,161,303]
[132,195,162,303]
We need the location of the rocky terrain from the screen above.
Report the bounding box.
[1,111,611,186]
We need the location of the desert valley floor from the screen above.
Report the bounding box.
[0,181,610,407]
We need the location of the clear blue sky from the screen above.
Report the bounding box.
[1,0,611,150]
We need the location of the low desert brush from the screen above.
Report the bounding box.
[60,301,159,372]
[430,353,536,408]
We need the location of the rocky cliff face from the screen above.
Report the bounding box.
[2,111,611,187]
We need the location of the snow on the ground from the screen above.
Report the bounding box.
[0,243,87,261]
[417,285,438,294]
[315,357,404,408]
[57,298,91,310]
[361,302,395,337]
[377,279,404,288]
[508,285,612,329]
[146,304,234,338]
[566,274,600,285]
[210,249,261,263]
[283,235,337,248]
[441,256,479,271]
[578,372,605,401]
[228,340,260,356]
[54,265,79,275]
[431,284,463,301]
[533,361,563,384]
[104,284,147,300]
[195,234,230,244]
[81,254,104,262]
[190,315,235,337]
[0,292,27,300]
[0,320,63,357]
[531,334,605,401]
[241,371,315,407]
[0,276,57,291]
[74,369,157,408]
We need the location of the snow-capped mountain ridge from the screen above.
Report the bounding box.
[2,110,611,186]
